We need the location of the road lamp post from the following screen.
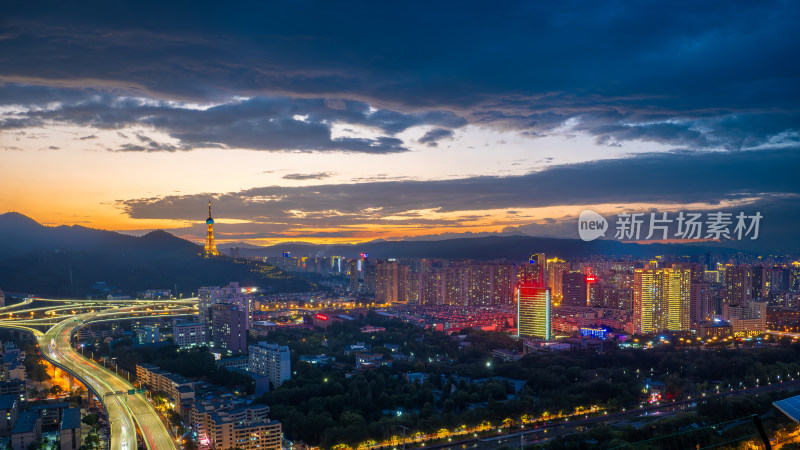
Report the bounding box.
[397,425,408,450]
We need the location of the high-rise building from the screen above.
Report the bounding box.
[363,259,377,295]
[634,266,692,333]
[766,267,785,296]
[173,320,208,348]
[634,268,662,334]
[204,200,219,257]
[690,282,712,323]
[136,325,161,344]
[210,303,247,354]
[517,259,545,288]
[406,262,515,306]
[533,253,546,282]
[376,260,404,303]
[546,259,569,300]
[0,288,4,307]
[724,266,752,306]
[348,259,360,292]
[197,406,281,450]
[516,286,551,340]
[562,272,587,307]
[197,282,252,328]
[248,342,291,387]
[751,266,767,300]
[588,283,621,309]
[665,267,691,332]
[405,271,421,305]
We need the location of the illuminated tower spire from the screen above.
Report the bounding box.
[204,200,219,257]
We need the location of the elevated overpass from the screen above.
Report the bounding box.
[0,298,196,450]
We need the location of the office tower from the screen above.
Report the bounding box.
[562,272,588,306]
[204,200,219,257]
[210,303,247,354]
[517,286,551,340]
[724,266,752,306]
[0,288,4,307]
[248,342,291,387]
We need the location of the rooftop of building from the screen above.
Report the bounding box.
[11,411,39,434]
[177,385,195,393]
[163,372,193,386]
[0,393,17,410]
[174,321,208,328]
[27,402,70,411]
[60,408,81,430]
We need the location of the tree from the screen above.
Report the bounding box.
[50,385,63,396]
[82,413,99,427]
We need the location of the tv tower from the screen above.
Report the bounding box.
[204,200,219,257]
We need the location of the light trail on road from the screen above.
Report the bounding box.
[0,298,196,450]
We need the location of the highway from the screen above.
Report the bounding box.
[0,298,195,450]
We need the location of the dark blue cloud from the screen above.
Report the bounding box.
[418,128,454,147]
[0,85,467,153]
[1,1,797,135]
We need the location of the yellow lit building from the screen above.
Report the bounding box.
[517,286,551,340]
[666,267,691,332]
[634,266,691,334]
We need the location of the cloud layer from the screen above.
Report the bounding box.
[1,1,798,153]
[2,1,799,250]
[117,147,800,250]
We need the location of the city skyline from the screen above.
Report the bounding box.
[2,1,799,251]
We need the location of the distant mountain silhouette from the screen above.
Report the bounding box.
[219,234,750,261]
[0,213,314,297]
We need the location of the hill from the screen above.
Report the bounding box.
[0,213,315,298]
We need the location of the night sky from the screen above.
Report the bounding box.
[1,1,798,251]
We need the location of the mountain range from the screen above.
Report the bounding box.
[217,234,753,261]
[0,212,765,298]
[0,212,313,298]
